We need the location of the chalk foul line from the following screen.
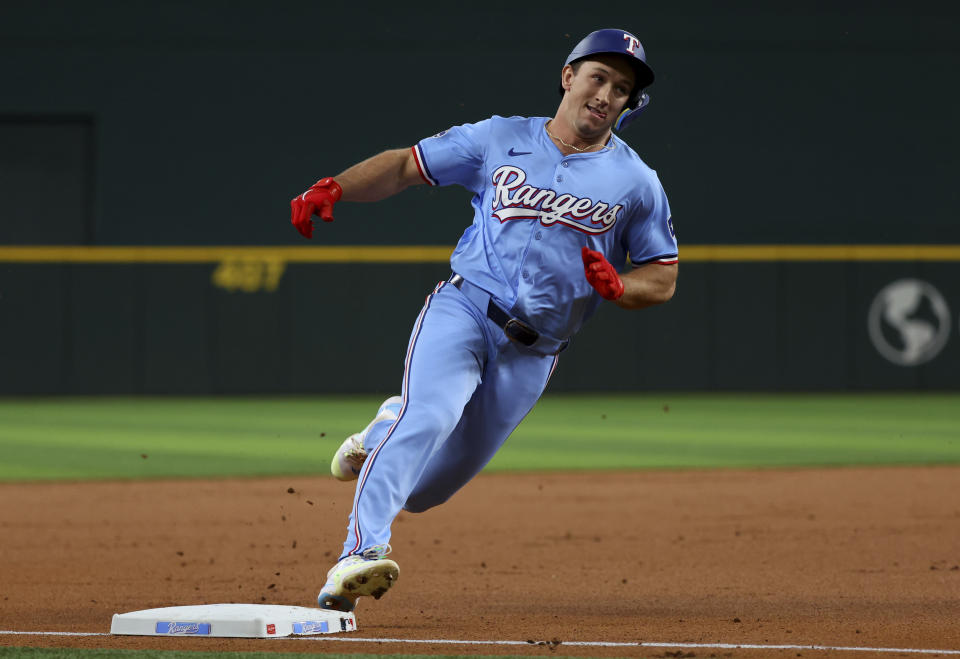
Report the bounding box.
[297,636,960,654]
[0,630,958,655]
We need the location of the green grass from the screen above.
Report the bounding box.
[0,393,957,482]
[490,393,960,470]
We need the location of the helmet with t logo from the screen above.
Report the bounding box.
[560,29,656,130]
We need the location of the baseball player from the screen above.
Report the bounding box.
[290,28,678,612]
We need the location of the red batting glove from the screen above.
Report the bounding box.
[290,177,343,239]
[581,246,625,301]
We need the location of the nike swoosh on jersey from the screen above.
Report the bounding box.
[507,148,532,156]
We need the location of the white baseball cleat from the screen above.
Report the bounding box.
[317,544,399,612]
[330,396,402,481]
[330,433,367,481]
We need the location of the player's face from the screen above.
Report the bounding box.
[560,55,636,139]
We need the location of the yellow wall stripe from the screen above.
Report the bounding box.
[0,245,453,263]
[679,245,960,262]
[1,245,960,263]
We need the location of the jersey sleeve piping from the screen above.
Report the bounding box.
[411,145,438,186]
[630,254,679,266]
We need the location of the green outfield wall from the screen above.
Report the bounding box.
[2,2,958,392]
[1,250,958,393]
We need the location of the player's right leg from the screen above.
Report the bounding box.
[403,333,560,513]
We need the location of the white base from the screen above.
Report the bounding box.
[110,603,357,638]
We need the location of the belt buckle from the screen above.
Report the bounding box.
[503,318,539,347]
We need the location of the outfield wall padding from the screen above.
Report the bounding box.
[1,261,957,394]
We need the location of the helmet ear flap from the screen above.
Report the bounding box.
[614,92,650,131]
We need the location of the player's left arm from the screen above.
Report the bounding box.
[606,174,677,310]
[581,247,677,310]
[615,262,677,310]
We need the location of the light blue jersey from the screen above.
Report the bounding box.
[413,115,677,339]
[339,115,677,562]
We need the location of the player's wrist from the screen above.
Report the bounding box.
[309,177,343,202]
[609,276,625,300]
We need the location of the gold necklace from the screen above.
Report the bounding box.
[544,120,613,153]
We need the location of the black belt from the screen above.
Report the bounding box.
[448,274,539,347]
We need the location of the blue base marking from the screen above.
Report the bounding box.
[292,621,329,634]
[155,621,211,635]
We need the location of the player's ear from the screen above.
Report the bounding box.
[560,64,575,92]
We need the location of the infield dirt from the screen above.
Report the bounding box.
[1,467,958,657]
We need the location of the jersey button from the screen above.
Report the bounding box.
[561,161,569,168]
[556,175,563,182]
[522,270,530,280]
[535,232,542,240]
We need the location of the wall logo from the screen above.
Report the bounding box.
[867,279,951,366]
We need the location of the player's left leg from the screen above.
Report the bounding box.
[330,396,403,481]
[318,282,490,612]
[402,336,560,513]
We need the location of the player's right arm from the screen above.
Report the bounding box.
[290,148,424,238]
[335,148,426,202]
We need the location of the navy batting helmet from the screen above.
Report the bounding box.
[559,29,655,130]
